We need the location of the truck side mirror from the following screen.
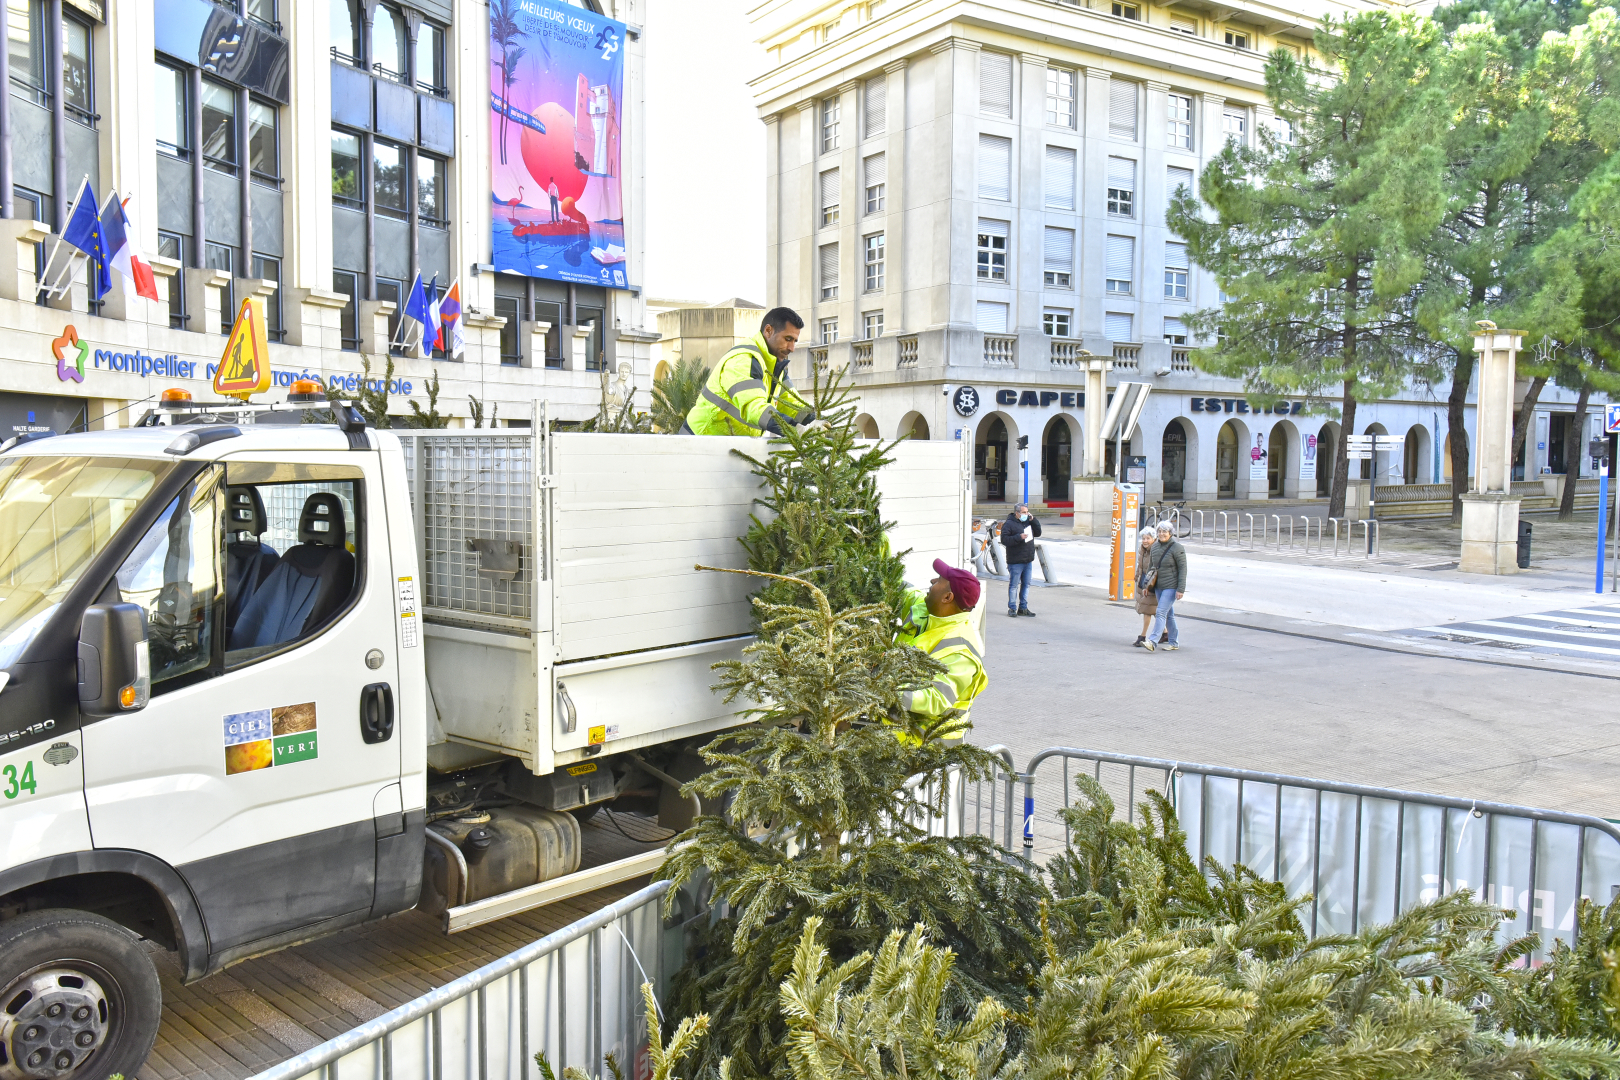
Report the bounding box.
[78,603,150,718]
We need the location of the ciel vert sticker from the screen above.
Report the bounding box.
[223,702,318,775]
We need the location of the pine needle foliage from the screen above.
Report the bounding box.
[660,568,1044,1080]
[732,365,910,622]
[652,356,711,433]
[537,984,708,1080]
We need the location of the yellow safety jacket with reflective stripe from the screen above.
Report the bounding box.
[894,589,988,739]
[683,334,815,437]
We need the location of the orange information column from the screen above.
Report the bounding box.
[1108,483,1142,601]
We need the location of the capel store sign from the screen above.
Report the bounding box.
[952,385,1083,417]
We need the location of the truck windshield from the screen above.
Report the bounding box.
[0,455,174,669]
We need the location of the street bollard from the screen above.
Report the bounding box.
[1035,541,1054,583]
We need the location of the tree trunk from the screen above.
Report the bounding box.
[1329,380,1356,518]
[1559,385,1591,520]
[1512,375,1548,466]
[1447,351,1474,524]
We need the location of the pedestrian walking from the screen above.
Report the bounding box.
[1133,525,1158,647]
[1141,520,1187,651]
[1001,503,1041,617]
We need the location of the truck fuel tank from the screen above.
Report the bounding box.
[420,805,582,916]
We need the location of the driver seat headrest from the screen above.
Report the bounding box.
[226,485,268,538]
[298,492,347,547]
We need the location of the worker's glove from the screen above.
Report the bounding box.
[800,418,830,433]
[794,407,818,425]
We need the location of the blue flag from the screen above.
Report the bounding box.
[400,273,430,336]
[59,178,111,300]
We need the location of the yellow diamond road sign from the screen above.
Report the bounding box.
[214,297,272,400]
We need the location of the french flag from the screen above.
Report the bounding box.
[100,193,160,302]
[421,275,442,357]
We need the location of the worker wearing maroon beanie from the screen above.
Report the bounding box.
[893,559,989,740]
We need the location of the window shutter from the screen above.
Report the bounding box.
[1105,235,1134,279]
[820,168,840,211]
[1043,145,1076,209]
[1164,241,1188,269]
[864,153,886,188]
[1043,227,1074,272]
[864,75,887,137]
[977,217,1009,239]
[977,134,1012,200]
[1105,311,1134,341]
[1167,166,1195,195]
[1170,14,1197,33]
[976,300,1009,333]
[820,243,840,287]
[1109,79,1138,139]
[1163,317,1186,338]
[979,52,1013,116]
[1106,156,1136,190]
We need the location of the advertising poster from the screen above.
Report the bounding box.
[1249,432,1268,483]
[1300,433,1317,483]
[490,0,628,288]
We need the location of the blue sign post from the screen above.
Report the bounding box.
[1603,406,1620,593]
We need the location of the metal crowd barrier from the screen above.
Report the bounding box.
[252,880,692,1080]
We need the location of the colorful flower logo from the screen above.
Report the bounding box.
[52,325,87,383]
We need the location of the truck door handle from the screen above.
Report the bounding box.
[556,680,577,733]
[361,682,395,744]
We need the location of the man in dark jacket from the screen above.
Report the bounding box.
[1001,503,1042,617]
[1142,520,1187,651]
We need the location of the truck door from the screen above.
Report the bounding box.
[80,458,403,961]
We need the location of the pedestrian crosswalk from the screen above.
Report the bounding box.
[1409,603,1620,660]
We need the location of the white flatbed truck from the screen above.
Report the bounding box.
[0,393,970,1080]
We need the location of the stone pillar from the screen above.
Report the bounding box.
[358,299,397,358]
[522,320,552,368]
[149,256,182,327]
[572,321,596,369]
[1460,321,1525,574]
[0,220,47,302]
[1072,355,1115,535]
[184,267,232,335]
[283,286,350,349]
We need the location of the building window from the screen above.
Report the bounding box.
[1171,14,1197,34]
[863,311,884,340]
[1168,165,1194,197]
[976,220,1008,282]
[1109,79,1138,141]
[1043,226,1073,288]
[821,16,843,42]
[1167,93,1193,150]
[1043,145,1076,210]
[1273,115,1296,144]
[156,61,190,157]
[864,232,885,292]
[252,254,283,341]
[1223,109,1248,144]
[331,129,363,207]
[333,270,360,350]
[248,100,279,181]
[373,139,407,218]
[979,52,1012,117]
[418,153,448,227]
[1111,2,1139,18]
[494,295,523,364]
[1225,29,1250,49]
[864,74,886,138]
[863,153,886,214]
[1045,68,1075,128]
[330,0,361,63]
[819,242,839,300]
[1105,234,1134,294]
[158,232,185,328]
[416,22,447,95]
[373,4,409,82]
[1043,309,1072,337]
[977,134,1011,201]
[536,300,564,367]
[62,15,92,124]
[1164,241,1189,300]
[245,0,277,30]
[205,243,234,334]
[975,301,1008,333]
[1106,157,1135,217]
[820,318,838,344]
[819,168,840,227]
[376,277,404,355]
[1164,317,1187,345]
[1105,312,1133,342]
[821,97,840,153]
[578,305,606,370]
[200,80,238,173]
[10,0,45,106]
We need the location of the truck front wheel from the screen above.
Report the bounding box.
[0,909,161,1080]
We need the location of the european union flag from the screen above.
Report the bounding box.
[59,178,111,301]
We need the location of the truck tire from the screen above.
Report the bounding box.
[0,909,162,1080]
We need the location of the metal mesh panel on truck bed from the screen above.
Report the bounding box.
[399,434,537,632]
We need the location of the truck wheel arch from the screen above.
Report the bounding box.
[0,849,211,981]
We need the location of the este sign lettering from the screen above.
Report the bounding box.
[1191,397,1304,416]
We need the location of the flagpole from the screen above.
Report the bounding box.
[37,174,91,300]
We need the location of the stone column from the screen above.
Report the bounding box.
[1072,355,1115,535]
[0,220,47,302]
[358,299,397,359]
[184,267,233,334]
[283,286,350,349]
[1460,321,1525,574]
[882,58,907,343]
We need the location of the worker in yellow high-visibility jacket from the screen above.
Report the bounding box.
[893,560,988,741]
[681,307,822,437]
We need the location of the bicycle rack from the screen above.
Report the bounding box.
[1243,513,1257,548]
[1297,516,1317,553]
[1329,517,1344,557]
[1193,509,1208,543]
[1354,519,1380,557]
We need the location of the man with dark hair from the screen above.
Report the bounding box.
[682,307,823,437]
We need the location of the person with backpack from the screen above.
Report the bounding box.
[1141,520,1187,651]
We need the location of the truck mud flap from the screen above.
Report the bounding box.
[440,847,670,933]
